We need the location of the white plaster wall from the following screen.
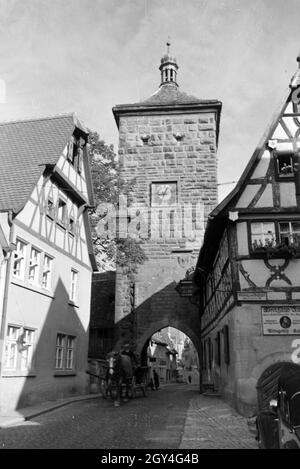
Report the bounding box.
[272,122,287,139]
[238,259,268,289]
[250,150,270,179]
[0,223,92,413]
[236,222,249,256]
[280,182,297,207]
[282,116,299,138]
[255,184,273,207]
[231,304,297,415]
[17,176,90,266]
[236,185,260,208]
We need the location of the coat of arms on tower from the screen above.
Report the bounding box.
[176,256,192,269]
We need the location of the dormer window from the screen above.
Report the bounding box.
[72,139,79,163]
[67,136,84,174]
[274,151,295,178]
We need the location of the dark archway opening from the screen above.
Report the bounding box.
[140,326,200,387]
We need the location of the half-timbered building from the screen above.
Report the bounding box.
[193,57,300,416]
[0,114,97,413]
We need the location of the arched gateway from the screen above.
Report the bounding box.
[111,43,222,371]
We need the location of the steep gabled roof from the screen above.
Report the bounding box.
[210,89,291,218]
[193,86,293,288]
[0,113,87,213]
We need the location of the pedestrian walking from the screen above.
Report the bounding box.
[153,370,159,390]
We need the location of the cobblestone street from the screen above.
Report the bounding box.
[0,384,257,449]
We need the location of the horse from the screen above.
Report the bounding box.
[105,351,133,407]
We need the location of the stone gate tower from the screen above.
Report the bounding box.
[112,43,222,358]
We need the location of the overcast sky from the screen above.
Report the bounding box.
[1,0,300,201]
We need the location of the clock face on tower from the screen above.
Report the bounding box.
[151,182,177,206]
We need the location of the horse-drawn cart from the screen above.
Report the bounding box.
[130,366,149,398]
[87,359,149,402]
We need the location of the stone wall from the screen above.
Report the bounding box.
[118,112,218,218]
[115,109,219,357]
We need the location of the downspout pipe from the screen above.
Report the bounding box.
[0,210,15,374]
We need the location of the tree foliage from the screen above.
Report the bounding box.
[88,130,147,272]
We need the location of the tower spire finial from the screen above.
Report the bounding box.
[166,37,171,54]
[159,39,179,87]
